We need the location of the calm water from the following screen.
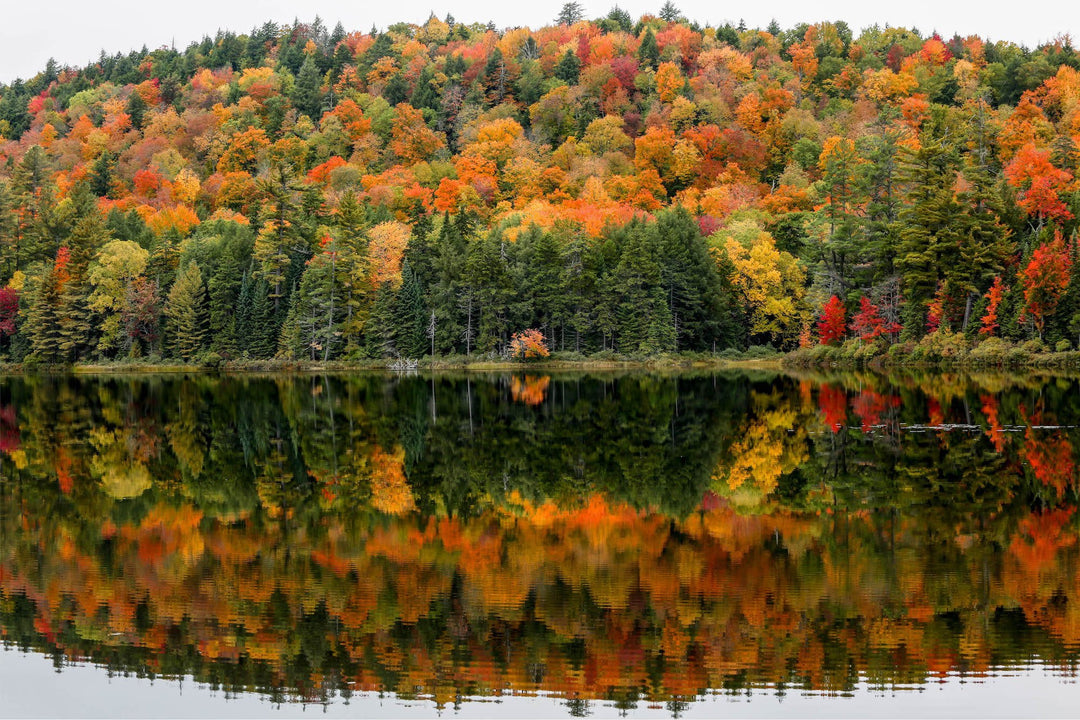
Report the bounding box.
[2,370,1080,717]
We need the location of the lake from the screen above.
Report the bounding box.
[2,369,1080,717]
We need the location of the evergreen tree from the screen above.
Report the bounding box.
[364,281,397,358]
[555,2,585,24]
[638,29,660,70]
[166,262,208,361]
[652,208,732,351]
[293,55,325,119]
[555,50,582,85]
[430,216,468,354]
[393,262,427,358]
[465,231,514,352]
[896,136,963,337]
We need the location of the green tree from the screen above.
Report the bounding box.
[394,262,427,358]
[166,263,208,361]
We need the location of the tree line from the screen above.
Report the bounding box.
[0,8,1079,363]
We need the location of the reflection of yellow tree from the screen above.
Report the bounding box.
[90,427,153,499]
[370,445,415,515]
[714,391,809,502]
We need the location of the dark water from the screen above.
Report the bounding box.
[2,369,1080,717]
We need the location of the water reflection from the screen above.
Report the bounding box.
[2,370,1080,714]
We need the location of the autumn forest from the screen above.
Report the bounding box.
[0,7,1079,364]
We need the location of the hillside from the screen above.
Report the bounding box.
[0,8,1078,364]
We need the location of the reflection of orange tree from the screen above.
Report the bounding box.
[9,485,1080,708]
[369,445,415,516]
[510,375,551,406]
[1021,407,1076,499]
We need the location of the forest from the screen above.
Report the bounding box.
[0,5,1079,364]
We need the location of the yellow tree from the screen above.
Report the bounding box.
[87,240,150,356]
[713,221,807,347]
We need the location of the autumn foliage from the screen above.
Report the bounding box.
[817,296,846,345]
[1020,231,1072,335]
[849,296,900,342]
[0,13,1078,364]
[508,329,550,360]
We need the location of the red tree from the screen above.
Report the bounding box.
[980,276,1006,337]
[1004,143,1073,228]
[849,296,900,342]
[1019,230,1072,336]
[0,287,18,337]
[817,295,846,345]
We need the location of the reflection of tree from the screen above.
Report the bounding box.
[511,375,551,406]
[714,389,809,505]
[2,371,1080,710]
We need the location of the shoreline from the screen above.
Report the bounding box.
[8,343,1080,376]
[0,356,788,376]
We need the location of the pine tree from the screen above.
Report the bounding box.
[26,268,64,362]
[555,2,584,24]
[393,262,427,358]
[166,262,208,361]
[364,282,398,358]
[248,276,277,358]
[653,207,731,351]
[554,50,581,85]
[283,248,343,360]
[896,136,963,338]
[465,232,513,352]
[645,285,677,353]
[335,193,372,357]
[56,279,95,362]
[430,216,468,354]
[638,29,660,71]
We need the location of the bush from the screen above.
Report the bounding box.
[508,329,551,361]
[909,331,968,362]
[196,351,223,369]
[969,336,1010,364]
[1056,339,1072,353]
[743,344,779,359]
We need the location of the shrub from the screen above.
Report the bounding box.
[508,329,550,361]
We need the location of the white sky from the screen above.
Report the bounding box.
[1,1,1078,84]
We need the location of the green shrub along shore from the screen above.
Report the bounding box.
[11,337,1080,373]
[0,346,788,374]
[785,333,1080,369]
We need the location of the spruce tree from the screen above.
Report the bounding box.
[638,29,660,70]
[166,262,208,361]
[394,262,428,358]
[364,282,397,358]
[554,50,582,85]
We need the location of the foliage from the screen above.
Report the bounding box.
[0,14,1076,364]
[508,328,550,360]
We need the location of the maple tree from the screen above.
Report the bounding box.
[509,328,550,360]
[817,295,846,345]
[980,276,1005,336]
[1019,230,1073,337]
[849,296,901,342]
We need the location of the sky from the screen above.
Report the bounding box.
[1,1,1079,84]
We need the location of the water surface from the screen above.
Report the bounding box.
[2,370,1080,716]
